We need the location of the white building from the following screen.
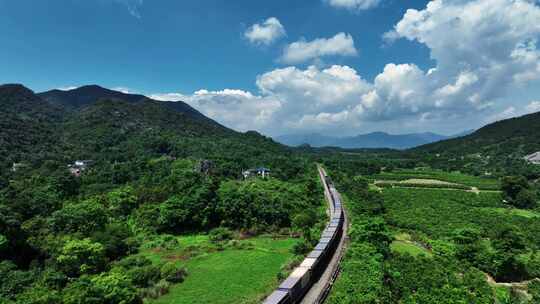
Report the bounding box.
[524,152,540,164]
[242,167,271,179]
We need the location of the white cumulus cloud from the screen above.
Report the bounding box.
[113,0,143,18]
[280,33,358,64]
[244,17,286,46]
[526,101,540,113]
[323,0,382,11]
[150,0,540,136]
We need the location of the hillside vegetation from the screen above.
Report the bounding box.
[412,111,540,176]
[324,157,540,304]
[0,85,324,304]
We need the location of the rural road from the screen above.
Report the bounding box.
[300,166,349,304]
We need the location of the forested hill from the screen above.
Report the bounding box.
[414,111,540,155]
[0,84,64,165]
[0,83,319,304]
[38,85,215,124]
[0,84,301,184]
[410,111,540,174]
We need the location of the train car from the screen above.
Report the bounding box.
[263,169,345,304]
[263,290,291,304]
[278,266,311,301]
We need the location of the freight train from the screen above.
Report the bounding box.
[263,170,344,304]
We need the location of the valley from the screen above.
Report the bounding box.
[1,85,539,304]
[3,1,540,303]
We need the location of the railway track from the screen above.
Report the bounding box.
[263,166,348,304]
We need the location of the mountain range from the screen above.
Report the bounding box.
[0,84,288,174]
[275,130,473,150]
[2,83,539,164]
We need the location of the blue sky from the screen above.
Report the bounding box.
[1,0,540,136]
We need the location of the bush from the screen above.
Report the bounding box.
[127,264,162,288]
[0,261,37,300]
[15,286,62,304]
[62,273,142,304]
[291,238,312,255]
[140,234,179,250]
[208,227,234,244]
[139,279,170,300]
[530,280,540,303]
[160,262,187,283]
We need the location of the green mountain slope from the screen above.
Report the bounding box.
[0,84,64,165]
[415,111,540,155]
[0,84,300,181]
[38,85,215,124]
[412,111,540,174]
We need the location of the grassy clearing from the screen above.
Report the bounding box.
[487,208,540,219]
[373,169,500,190]
[144,236,298,304]
[390,241,432,257]
[393,232,412,242]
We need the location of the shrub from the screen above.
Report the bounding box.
[126,265,162,288]
[291,238,312,255]
[160,262,187,283]
[62,273,142,304]
[15,286,62,304]
[139,279,170,299]
[208,227,234,244]
[140,234,179,250]
[530,280,540,303]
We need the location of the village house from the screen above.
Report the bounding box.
[68,160,94,177]
[524,152,540,165]
[242,167,271,179]
[11,162,28,172]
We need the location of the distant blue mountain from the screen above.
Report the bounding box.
[275,130,474,150]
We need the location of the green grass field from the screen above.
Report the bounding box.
[390,241,432,257]
[373,169,500,190]
[144,236,298,304]
[488,207,540,219]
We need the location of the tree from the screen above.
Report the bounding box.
[501,176,538,209]
[501,176,529,200]
[514,189,537,209]
[91,222,138,260]
[106,186,138,218]
[0,261,37,300]
[349,218,392,257]
[49,199,108,235]
[91,272,141,304]
[15,286,62,304]
[62,273,142,304]
[56,238,106,277]
[292,210,317,241]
